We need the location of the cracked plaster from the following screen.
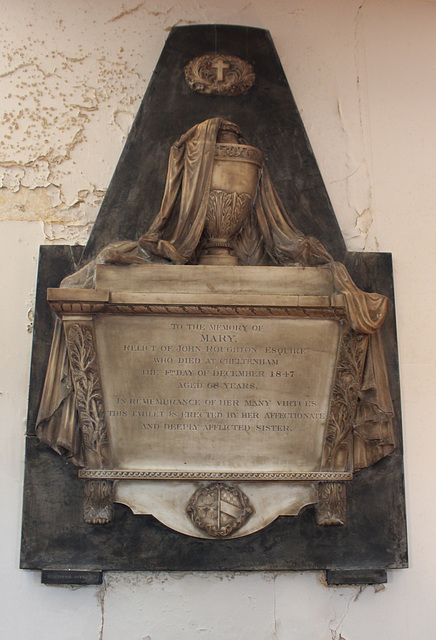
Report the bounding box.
[0,1,194,245]
[0,44,144,242]
[94,571,389,640]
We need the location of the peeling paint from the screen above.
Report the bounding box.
[97,577,107,640]
[272,574,279,640]
[1,158,50,192]
[26,307,34,333]
[114,110,135,138]
[164,19,199,32]
[374,583,385,593]
[107,2,146,24]
[0,28,148,245]
[0,181,104,245]
[351,0,375,251]
[328,587,362,639]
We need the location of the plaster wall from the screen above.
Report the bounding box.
[0,1,434,638]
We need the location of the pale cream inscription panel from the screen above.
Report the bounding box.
[95,315,341,474]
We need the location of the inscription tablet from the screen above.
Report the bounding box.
[95,315,341,476]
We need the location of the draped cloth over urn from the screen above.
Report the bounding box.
[36,118,395,529]
[138,118,334,268]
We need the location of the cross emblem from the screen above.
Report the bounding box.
[212,58,230,82]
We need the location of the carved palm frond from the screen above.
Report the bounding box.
[322,327,368,470]
[67,324,110,467]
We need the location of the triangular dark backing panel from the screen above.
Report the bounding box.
[82,25,346,265]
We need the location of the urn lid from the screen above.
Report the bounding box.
[214,143,262,168]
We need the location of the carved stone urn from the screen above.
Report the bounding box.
[198,135,262,265]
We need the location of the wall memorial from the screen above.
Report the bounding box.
[20,24,407,585]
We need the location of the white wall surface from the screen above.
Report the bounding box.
[1,1,435,638]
